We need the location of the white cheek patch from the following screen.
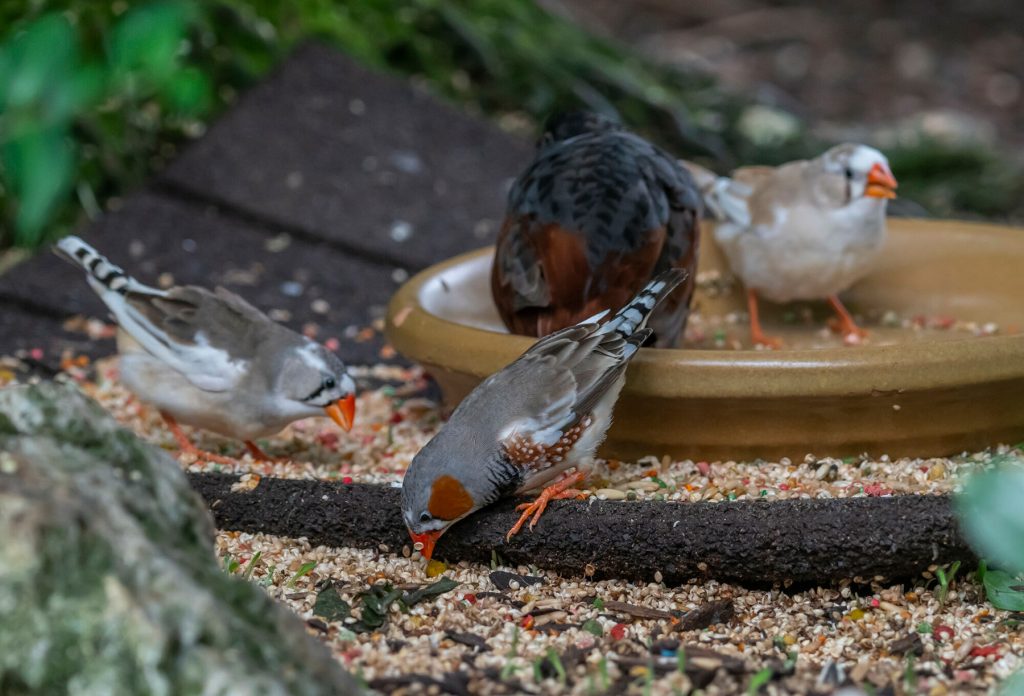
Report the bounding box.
[341,374,356,395]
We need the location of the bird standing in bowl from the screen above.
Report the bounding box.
[492,111,702,347]
[402,269,685,561]
[683,144,898,348]
[54,236,356,462]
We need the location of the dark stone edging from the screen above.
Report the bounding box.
[189,473,974,587]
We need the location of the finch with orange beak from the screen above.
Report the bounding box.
[401,270,686,561]
[54,235,356,463]
[683,143,898,347]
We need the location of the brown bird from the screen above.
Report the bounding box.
[491,111,702,347]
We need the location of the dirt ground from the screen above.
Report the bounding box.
[556,0,1024,151]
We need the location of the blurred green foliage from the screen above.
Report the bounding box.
[1,0,1022,250]
[958,452,1024,692]
[0,2,212,247]
[959,454,1024,614]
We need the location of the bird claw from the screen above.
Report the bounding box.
[505,471,588,542]
[826,317,869,345]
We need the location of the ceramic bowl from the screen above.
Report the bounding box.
[386,219,1024,460]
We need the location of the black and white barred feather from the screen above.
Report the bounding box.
[54,236,160,297]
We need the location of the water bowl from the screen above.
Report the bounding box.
[386,219,1024,460]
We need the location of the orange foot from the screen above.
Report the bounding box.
[161,412,237,465]
[747,289,783,349]
[506,470,588,541]
[827,295,869,345]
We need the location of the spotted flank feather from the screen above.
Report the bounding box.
[490,269,685,489]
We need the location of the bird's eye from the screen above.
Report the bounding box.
[844,167,854,180]
[323,376,336,390]
[419,512,432,523]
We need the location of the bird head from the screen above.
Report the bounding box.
[275,342,356,431]
[401,441,481,560]
[538,110,622,149]
[819,143,898,204]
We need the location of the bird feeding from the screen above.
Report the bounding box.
[387,218,1024,461]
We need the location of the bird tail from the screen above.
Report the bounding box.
[602,269,687,348]
[53,236,155,297]
[679,160,752,228]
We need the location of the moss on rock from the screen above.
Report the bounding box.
[0,381,360,695]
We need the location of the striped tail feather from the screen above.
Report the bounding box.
[602,269,687,344]
[53,236,156,297]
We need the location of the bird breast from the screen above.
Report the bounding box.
[715,199,886,303]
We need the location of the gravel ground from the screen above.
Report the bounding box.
[3,355,1022,694]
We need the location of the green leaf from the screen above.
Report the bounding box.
[161,66,211,114]
[108,1,191,81]
[2,14,78,110]
[353,583,403,632]
[241,550,261,581]
[312,583,352,622]
[958,460,1024,574]
[403,576,459,606]
[286,561,316,587]
[999,670,1024,696]
[3,128,74,245]
[747,667,773,694]
[982,569,1024,611]
[546,648,567,685]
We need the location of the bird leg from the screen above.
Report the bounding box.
[827,295,868,345]
[506,469,588,541]
[243,440,291,464]
[747,289,783,349]
[161,412,237,465]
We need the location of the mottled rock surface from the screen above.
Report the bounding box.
[0,381,360,695]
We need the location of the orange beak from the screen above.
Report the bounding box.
[324,393,355,432]
[865,162,898,199]
[409,529,443,560]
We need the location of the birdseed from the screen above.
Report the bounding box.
[5,355,1021,693]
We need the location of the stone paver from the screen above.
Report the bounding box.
[0,43,534,366]
[162,42,532,269]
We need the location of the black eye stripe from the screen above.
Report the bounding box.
[305,375,339,402]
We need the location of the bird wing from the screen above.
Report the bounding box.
[115,285,272,392]
[489,271,684,467]
[53,236,263,393]
[680,159,753,229]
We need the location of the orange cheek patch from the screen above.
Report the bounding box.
[428,475,475,520]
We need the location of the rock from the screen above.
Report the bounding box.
[595,487,627,500]
[0,381,361,695]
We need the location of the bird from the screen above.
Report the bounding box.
[54,235,356,462]
[682,143,898,348]
[491,110,702,348]
[402,268,686,560]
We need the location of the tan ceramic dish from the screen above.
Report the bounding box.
[386,219,1024,460]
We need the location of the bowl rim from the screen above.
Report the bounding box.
[386,218,1024,399]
